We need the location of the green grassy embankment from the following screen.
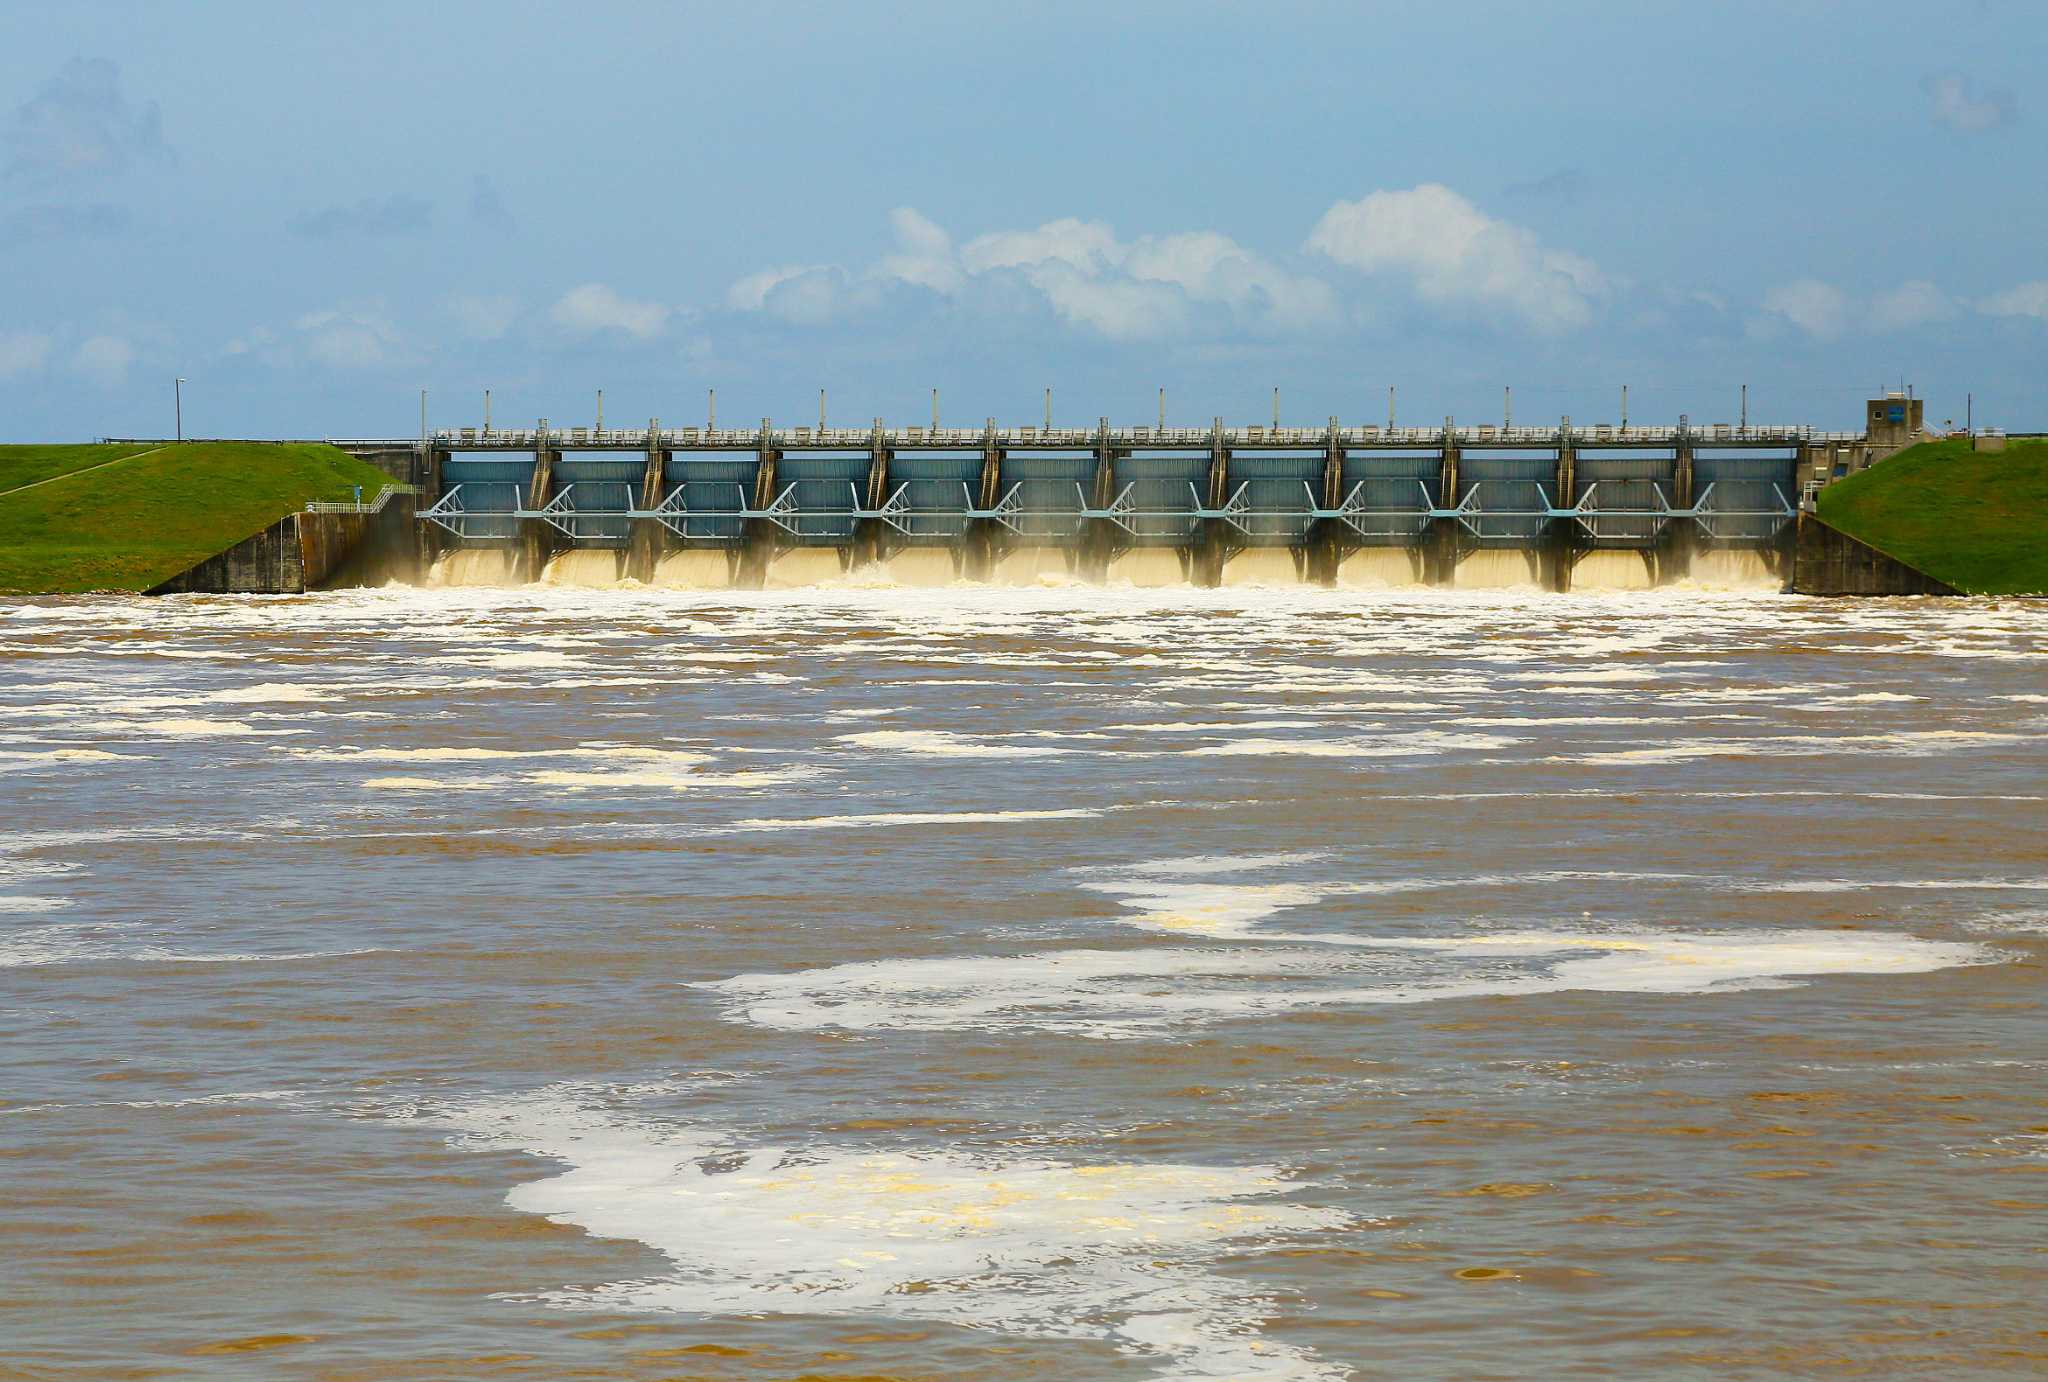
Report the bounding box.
[0,441,396,593]
[0,443,162,494]
[1816,437,2048,596]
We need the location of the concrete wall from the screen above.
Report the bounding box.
[1789,512,1958,597]
[149,500,420,594]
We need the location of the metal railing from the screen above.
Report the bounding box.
[304,484,420,515]
[420,422,1846,450]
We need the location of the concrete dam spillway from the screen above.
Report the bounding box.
[319,413,1867,593]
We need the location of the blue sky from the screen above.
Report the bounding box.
[2,1,2041,440]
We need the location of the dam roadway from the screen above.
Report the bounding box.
[310,414,1882,591]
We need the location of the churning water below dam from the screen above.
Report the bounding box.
[1,585,2044,1378]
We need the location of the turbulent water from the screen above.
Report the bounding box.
[2,584,2044,1378]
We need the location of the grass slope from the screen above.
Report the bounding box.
[0,441,396,593]
[0,443,161,495]
[1817,438,2048,596]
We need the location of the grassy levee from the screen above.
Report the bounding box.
[0,443,162,495]
[1817,437,2048,596]
[0,441,396,593]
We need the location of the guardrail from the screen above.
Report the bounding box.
[418,423,1848,449]
[304,484,420,515]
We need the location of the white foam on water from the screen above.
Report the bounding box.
[439,1087,1350,1380]
[720,808,1102,833]
[703,927,1990,1039]
[1556,729,2030,765]
[1120,853,1329,877]
[0,1089,305,1118]
[839,729,1074,758]
[474,650,586,669]
[304,746,542,761]
[523,765,814,792]
[0,748,133,763]
[203,682,334,703]
[704,852,1994,1037]
[77,717,298,739]
[1107,720,1311,734]
[1502,667,1659,683]
[1740,877,2048,894]
[0,921,384,968]
[1187,730,1514,758]
[362,775,506,791]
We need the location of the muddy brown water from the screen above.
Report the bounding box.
[0,584,2043,1379]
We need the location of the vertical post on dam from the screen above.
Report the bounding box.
[1547,416,1575,592]
[1427,419,1461,586]
[1666,413,1696,585]
[1087,415,1114,581]
[739,418,778,589]
[863,416,890,570]
[1311,415,1342,585]
[523,418,556,583]
[628,418,665,583]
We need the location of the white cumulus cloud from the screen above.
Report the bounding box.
[550,283,669,339]
[294,305,404,369]
[1762,279,1851,340]
[1305,183,1605,332]
[1869,280,1955,331]
[1925,73,2014,132]
[1980,281,2048,321]
[876,207,963,294]
[724,208,1335,341]
[0,328,53,377]
[444,293,520,341]
[71,334,134,387]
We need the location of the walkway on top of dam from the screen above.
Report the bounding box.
[337,420,1852,453]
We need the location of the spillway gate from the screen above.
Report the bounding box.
[392,416,1825,589]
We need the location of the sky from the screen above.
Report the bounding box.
[2,0,2042,441]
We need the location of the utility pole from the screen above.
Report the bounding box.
[484,388,492,435]
[1967,392,1973,434]
[1158,386,1165,430]
[1387,385,1395,432]
[419,388,427,447]
[1272,386,1280,429]
[174,377,184,442]
[708,388,716,432]
[1740,383,1747,434]
[596,388,603,433]
[1044,387,1051,431]
[1621,384,1628,431]
[819,388,826,432]
[932,387,939,431]
[1505,386,1512,430]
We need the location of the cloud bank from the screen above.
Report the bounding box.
[723,188,1623,341]
[4,58,168,182]
[1307,183,1606,332]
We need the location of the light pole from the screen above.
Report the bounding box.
[175,377,185,441]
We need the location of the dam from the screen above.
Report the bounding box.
[325,413,1863,591]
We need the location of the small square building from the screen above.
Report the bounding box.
[1865,393,1924,448]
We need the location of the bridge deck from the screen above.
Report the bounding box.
[370,422,1836,453]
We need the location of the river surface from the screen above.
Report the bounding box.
[2,585,2044,1379]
